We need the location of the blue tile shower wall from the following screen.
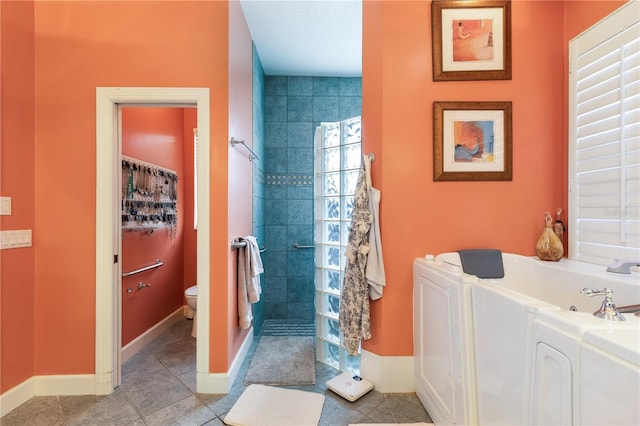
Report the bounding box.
[251,45,266,333]
[263,76,362,321]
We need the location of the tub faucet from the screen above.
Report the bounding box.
[606,259,640,274]
[580,287,625,321]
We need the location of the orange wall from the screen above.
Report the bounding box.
[361,0,625,356]
[121,107,188,346]
[0,0,35,394]
[564,0,626,41]
[30,0,231,376]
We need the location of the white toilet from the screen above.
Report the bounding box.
[184,285,197,338]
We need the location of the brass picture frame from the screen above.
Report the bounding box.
[433,101,512,181]
[432,0,512,81]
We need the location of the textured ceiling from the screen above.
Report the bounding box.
[240,0,362,77]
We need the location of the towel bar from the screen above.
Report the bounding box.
[231,240,266,253]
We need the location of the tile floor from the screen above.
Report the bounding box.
[1,319,432,425]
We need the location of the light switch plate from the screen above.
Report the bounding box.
[0,197,11,215]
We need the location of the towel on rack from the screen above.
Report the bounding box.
[237,236,264,329]
[366,185,386,300]
[245,236,264,275]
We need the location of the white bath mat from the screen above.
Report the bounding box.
[349,424,434,426]
[223,384,325,426]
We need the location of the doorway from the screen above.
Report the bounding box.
[120,106,196,360]
[95,87,210,394]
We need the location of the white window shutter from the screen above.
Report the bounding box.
[569,1,640,265]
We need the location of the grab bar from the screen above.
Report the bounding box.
[122,259,163,277]
[230,137,260,161]
[231,239,266,253]
[292,243,316,250]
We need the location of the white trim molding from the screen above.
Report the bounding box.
[95,87,211,395]
[0,377,34,417]
[197,327,254,393]
[121,307,186,364]
[360,350,414,393]
[0,375,95,417]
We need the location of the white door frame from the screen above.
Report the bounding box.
[95,87,210,394]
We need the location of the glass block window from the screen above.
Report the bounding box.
[314,116,362,374]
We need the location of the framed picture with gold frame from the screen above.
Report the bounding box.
[433,101,512,181]
[432,0,512,81]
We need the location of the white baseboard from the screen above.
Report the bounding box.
[34,374,95,396]
[0,374,95,417]
[197,327,253,393]
[1,307,187,417]
[121,306,186,364]
[360,350,414,393]
[0,377,35,417]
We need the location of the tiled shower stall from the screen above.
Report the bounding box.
[251,55,362,366]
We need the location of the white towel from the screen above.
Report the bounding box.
[237,236,264,329]
[243,236,263,302]
[361,155,386,301]
[237,247,253,329]
[366,186,386,300]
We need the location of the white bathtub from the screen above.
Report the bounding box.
[413,252,640,425]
